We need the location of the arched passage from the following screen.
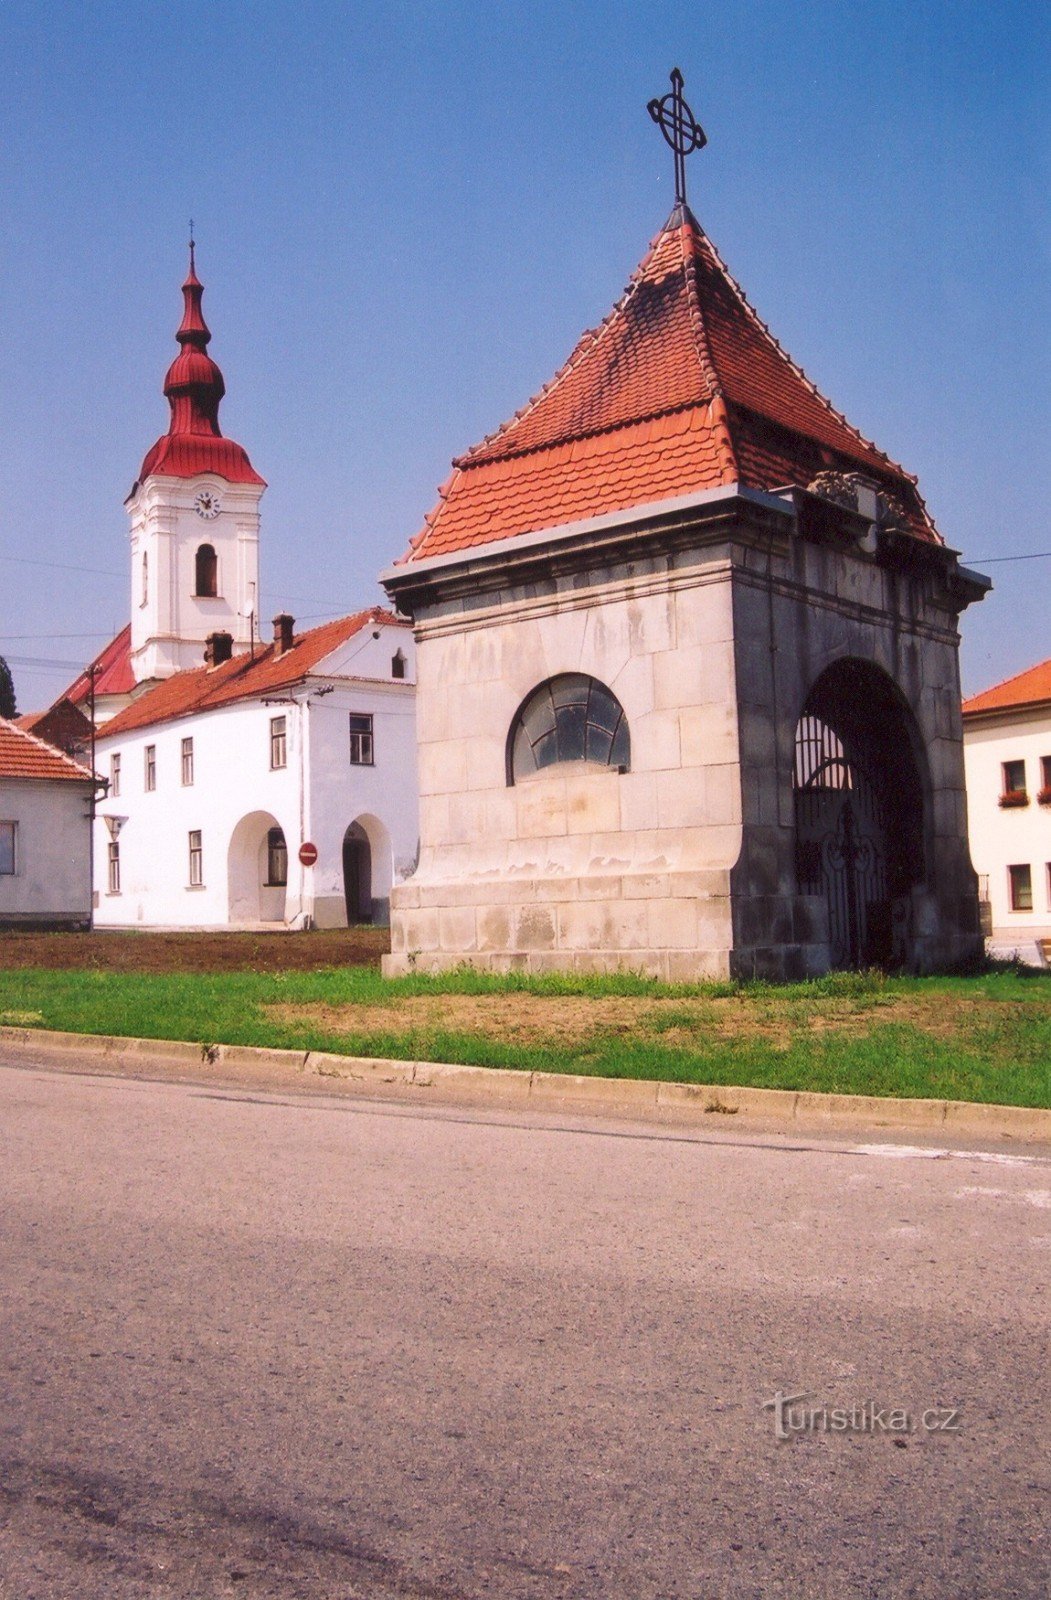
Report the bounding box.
[342,813,394,926]
[793,660,928,969]
[228,811,287,923]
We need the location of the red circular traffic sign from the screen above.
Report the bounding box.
[298,841,318,867]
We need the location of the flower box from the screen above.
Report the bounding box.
[999,789,1029,808]
[1038,787,1051,807]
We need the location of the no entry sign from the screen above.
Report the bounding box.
[298,841,318,867]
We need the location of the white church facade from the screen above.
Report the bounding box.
[83,246,418,928]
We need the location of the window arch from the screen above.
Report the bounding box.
[195,544,218,598]
[508,674,630,784]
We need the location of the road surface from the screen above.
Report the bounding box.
[0,1057,1048,1598]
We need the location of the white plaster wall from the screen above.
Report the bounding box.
[94,625,418,930]
[964,710,1051,950]
[0,779,93,925]
[128,473,263,682]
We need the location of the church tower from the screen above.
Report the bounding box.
[127,242,266,682]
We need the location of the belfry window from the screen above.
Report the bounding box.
[195,544,218,598]
[141,553,148,607]
[508,674,630,784]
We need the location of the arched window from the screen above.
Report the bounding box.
[195,544,218,598]
[391,649,406,680]
[141,552,148,607]
[508,673,629,784]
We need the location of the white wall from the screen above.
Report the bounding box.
[964,708,1051,957]
[128,473,263,682]
[0,778,93,927]
[94,626,418,929]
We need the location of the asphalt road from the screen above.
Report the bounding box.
[0,1059,1048,1600]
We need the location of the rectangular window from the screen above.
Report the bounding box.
[144,745,156,791]
[110,752,121,797]
[266,827,288,886]
[270,715,287,770]
[181,736,194,786]
[188,830,203,887]
[349,712,374,766]
[1002,758,1026,796]
[0,821,16,875]
[107,839,120,894]
[1041,756,1051,793]
[1008,864,1032,912]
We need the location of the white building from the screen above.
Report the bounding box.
[963,658,1051,965]
[0,718,94,930]
[75,243,418,928]
[94,610,416,928]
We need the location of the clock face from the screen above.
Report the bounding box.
[194,490,221,520]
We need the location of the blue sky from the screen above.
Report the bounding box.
[1,0,1047,709]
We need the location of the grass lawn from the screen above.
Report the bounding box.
[1,956,1049,1109]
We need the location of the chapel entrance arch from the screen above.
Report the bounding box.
[793,660,927,969]
[342,814,394,926]
[228,811,287,924]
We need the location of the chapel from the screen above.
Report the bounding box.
[381,74,988,979]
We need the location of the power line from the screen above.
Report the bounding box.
[971,551,1051,564]
[0,554,122,578]
[1,632,115,641]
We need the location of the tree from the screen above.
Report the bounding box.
[0,656,16,720]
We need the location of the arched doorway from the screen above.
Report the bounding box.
[793,661,927,969]
[341,814,394,926]
[228,811,287,923]
[342,822,372,924]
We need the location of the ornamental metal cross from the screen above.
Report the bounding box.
[647,68,707,206]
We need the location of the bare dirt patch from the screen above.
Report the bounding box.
[0,928,389,974]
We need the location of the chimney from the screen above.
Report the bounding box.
[204,631,233,666]
[273,613,295,657]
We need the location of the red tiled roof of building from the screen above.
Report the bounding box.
[0,718,92,782]
[403,204,938,564]
[63,625,136,707]
[137,246,265,489]
[962,658,1051,718]
[14,699,92,756]
[99,608,408,738]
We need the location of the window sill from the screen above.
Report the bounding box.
[186,884,206,892]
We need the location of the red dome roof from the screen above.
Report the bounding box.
[137,244,265,488]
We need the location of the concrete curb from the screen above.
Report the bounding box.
[1,1025,1049,1143]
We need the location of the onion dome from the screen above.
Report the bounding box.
[137,242,265,487]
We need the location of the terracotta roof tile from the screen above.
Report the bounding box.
[0,718,93,782]
[962,657,1051,717]
[403,204,938,565]
[100,608,408,738]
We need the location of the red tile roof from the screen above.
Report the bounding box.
[14,699,93,756]
[403,204,938,563]
[99,608,408,738]
[0,718,93,782]
[63,625,136,707]
[962,658,1051,718]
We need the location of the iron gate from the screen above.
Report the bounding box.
[794,714,892,968]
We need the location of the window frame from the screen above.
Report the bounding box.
[265,827,288,887]
[1002,758,1026,796]
[110,752,121,798]
[349,712,374,767]
[144,744,156,792]
[507,673,630,786]
[1008,863,1033,913]
[107,838,121,894]
[269,715,287,770]
[0,820,16,876]
[194,543,218,598]
[181,736,194,787]
[188,829,203,888]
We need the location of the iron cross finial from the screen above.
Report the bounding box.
[188,218,195,271]
[647,67,707,207]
